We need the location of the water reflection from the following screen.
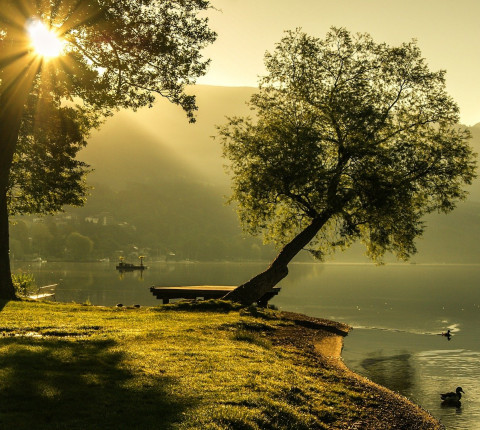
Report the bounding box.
[360,352,414,393]
[11,261,271,307]
[343,329,480,430]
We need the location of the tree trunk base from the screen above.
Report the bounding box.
[223,264,288,306]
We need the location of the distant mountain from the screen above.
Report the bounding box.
[26,85,480,263]
[65,86,270,261]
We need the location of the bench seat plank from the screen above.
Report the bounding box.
[150,285,280,305]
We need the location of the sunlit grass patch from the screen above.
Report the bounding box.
[0,299,391,429]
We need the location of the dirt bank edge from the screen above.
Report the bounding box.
[271,311,444,430]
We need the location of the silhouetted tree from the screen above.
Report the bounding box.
[0,0,216,299]
[218,28,477,305]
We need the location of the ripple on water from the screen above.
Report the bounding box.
[343,330,480,430]
[411,349,480,430]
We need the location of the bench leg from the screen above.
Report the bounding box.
[163,298,170,304]
[257,292,276,308]
[256,297,269,308]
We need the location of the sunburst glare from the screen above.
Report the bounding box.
[27,20,64,59]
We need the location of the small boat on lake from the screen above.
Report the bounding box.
[116,256,147,271]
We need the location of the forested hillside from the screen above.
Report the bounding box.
[10,86,480,263]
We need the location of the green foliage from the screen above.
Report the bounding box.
[159,299,243,313]
[1,0,216,216]
[218,28,477,263]
[8,90,94,215]
[240,305,281,320]
[9,177,278,262]
[12,272,36,297]
[0,0,217,297]
[65,232,94,260]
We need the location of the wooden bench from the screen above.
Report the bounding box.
[28,284,57,301]
[150,285,280,307]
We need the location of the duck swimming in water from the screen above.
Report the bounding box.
[441,329,452,340]
[440,387,464,406]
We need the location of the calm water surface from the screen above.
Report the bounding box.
[12,261,480,430]
[273,263,480,430]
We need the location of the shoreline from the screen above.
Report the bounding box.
[275,311,444,429]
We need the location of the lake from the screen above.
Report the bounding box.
[11,261,480,430]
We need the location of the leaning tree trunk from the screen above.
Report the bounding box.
[0,53,38,300]
[223,212,332,305]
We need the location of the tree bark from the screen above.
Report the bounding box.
[0,183,15,300]
[0,52,38,300]
[223,212,332,305]
[0,91,24,300]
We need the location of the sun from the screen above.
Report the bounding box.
[27,20,64,59]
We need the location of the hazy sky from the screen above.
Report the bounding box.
[198,0,480,126]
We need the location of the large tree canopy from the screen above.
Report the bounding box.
[218,28,477,305]
[1,0,216,116]
[8,82,94,215]
[0,0,216,299]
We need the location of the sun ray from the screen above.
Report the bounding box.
[27,20,64,59]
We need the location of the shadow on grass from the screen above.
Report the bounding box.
[0,337,193,429]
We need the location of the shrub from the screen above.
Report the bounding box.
[12,272,36,298]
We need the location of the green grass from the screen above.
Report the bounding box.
[0,299,370,429]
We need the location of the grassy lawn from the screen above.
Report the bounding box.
[0,300,387,429]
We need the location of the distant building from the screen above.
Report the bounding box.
[85,212,115,226]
